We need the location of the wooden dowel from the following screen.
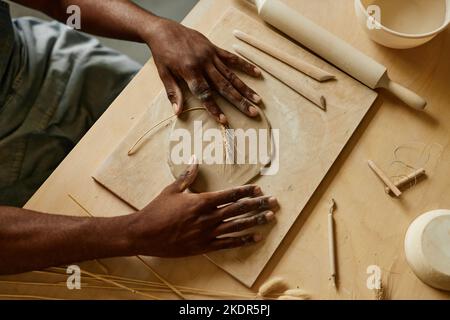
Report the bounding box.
[233,44,326,110]
[233,30,336,82]
[368,160,402,197]
[385,168,426,194]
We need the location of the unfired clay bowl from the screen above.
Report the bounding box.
[355,0,450,49]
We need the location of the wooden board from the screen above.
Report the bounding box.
[94,8,378,287]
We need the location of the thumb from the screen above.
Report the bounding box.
[158,67,184,115]
[168,155,199,193]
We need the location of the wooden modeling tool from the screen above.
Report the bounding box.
[233,44,327,110]
[251,0,427,110]
[233,30,336,82]
[385,168,426,195]
[368,160,402,197]
[328,199,337,288]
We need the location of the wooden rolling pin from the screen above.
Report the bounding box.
[251,0,427,110]
[233,44,327,110]
[233,30,336,82]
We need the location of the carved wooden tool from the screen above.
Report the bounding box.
[328,199,337,288]
[385,168,426,195]
[233,30,336,82]
[368,160,402,197]
[252,0,427,110]
[233,44,327,110]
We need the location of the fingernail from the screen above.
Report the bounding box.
[173,103,180,114]
[254,67,262,77]
[252,94,262,104]
[249,106,259,117]
[253,186,262,196]
[189,154,197,165]
[265,211,275,222]
[219,114,228,125]
[253,233,263,242]
[269,196,278,207]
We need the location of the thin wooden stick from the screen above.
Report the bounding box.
[44,266,263,299]
[67,268,159,300]
[47,267,261,299]
[368,160,402,197]
[46,267,158,300]
[0,280,125,292]
[67,194,110,274]
[47,267,163,288]
[328,199,337,288]
[233,30,336,82]
[0,294,61,300]
[0,279,167,295]
[98,276,255,298]
[68,194,94,217]
[127,107,206,156]
[0,279,258,299]
[68,194,186,299]
[233,45,326,110]
[385,168,426,195]
[135,256,186,299]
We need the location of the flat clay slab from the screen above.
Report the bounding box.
[94,8,378,287]
[167,95,272,193]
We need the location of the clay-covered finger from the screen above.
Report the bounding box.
[209,233,262,251]
[214,196,279,222]
[206,66,259,117]
[214,56,261,105]
[157,66,184,115]
[185,75,227,125]
[204,185,263,208]
[216,47,262,78]
[213,211,275,236]
[165,155,199,193]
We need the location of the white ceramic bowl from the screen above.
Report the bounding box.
[355,0,450,49]
[404,209,450,291]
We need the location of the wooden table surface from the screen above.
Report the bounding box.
[2,0,449,300]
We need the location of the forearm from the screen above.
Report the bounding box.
[0,206,133,274]
[14,0,163,43]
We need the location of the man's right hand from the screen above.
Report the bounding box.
[127,156,278,257]
[143,18,262,125]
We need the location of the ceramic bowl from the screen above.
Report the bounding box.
[404,209,450,291]
[355,0,450,49]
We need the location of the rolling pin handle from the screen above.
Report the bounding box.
[378,76,427,110]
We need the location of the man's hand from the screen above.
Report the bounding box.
[128,156,278,257]
[13,0,262,124]
[143,19,263,125]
